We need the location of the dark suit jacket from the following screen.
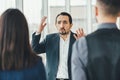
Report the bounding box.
[32,31,76,80]
[0,57,46,80]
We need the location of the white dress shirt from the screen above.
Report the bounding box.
[56,32,70,79]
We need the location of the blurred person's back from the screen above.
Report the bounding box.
[85,0,120,79]
[72,0,120,80]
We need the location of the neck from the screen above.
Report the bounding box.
[60,32,70,41]
[97,15,117,24]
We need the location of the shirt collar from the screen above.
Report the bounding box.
[60,31,71,41]
[97,23,118,30]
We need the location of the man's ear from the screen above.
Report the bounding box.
[55,23,57,27]
[118,12,120,17]
[70,24,73,28]
[95,6,98,16]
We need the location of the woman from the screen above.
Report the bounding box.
[0,8,46,80]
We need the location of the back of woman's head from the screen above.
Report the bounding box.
[0,8,37,70]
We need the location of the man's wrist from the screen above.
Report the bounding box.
[35,31,41,35]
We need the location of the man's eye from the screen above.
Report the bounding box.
[63,21,67,24]
[58,21,61,24]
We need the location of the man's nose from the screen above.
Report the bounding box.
[60,23,64,28]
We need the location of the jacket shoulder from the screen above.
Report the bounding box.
[46,33,59,38]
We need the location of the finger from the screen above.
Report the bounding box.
[76,30,80,36]
[41,16,47,24]
[79,28,85,36]
[80,28,84,35]
[43,23,47,27]
[76,29,82,37]
[73,34,78,40]
[78,28,81,34]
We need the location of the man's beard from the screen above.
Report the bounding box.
[60,32,69,35]
[59,28,69,35]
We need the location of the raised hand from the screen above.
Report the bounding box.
[37,16,47,33]
[74,28,85,40]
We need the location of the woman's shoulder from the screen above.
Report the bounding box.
[0,56,46,80]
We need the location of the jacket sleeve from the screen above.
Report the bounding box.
[31,32,46,54]
[38,57,47,80]
[72,37,88,80]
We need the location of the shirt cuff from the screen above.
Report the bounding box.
[35,32,41,35]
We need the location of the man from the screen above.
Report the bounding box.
[72,0,120,80]
[32,12,84,80]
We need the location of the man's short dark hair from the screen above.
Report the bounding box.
[97,0,120,16]
[55,12,72,24]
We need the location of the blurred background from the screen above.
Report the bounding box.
[0,0,120,63]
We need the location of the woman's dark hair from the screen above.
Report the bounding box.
[55,12,72,24]
[0,8,38,70]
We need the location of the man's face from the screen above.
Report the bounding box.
[55,15,72,35]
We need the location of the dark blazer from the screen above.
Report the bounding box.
[32,31,76,80]
[86,28,120,80]
[0,57,46,80]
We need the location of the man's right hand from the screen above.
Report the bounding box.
[74,28,85,40]
[36,16,47,34]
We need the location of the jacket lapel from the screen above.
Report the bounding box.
[68,32,76,60]
[54,34,60,64]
